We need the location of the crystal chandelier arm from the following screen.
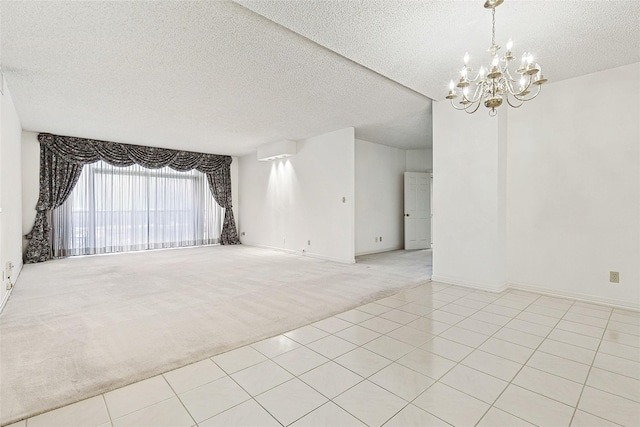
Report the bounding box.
[506,94,525,108]
[503,68,521,84]
[505,75,531,96]
[449,98,471,111]
[469,83,484,103]
[464,100,483,114]
[467,73,483,83]
[513,83,541,102]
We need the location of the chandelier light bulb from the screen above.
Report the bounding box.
[446,1,547,115]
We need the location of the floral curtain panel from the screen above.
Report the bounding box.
[25,133,240,263]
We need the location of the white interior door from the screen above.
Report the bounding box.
[404,172,431,250]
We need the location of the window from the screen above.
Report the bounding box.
[52,160,223,256]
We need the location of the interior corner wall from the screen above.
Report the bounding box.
[238,128,355,264]
[406,148,432,172]
[431,102,507,291]
[1,78,24,298]
[230,156,239,229]
[355,139,406,256]
[507,63,640,308]
[21,131,40,255]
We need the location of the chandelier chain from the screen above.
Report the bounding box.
[491,8,496,48]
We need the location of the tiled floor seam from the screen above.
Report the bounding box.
[160,373,198,427]
[268,293,635,426]
[101,395,114,427]
[597,349,639,363]
[224,366,285,426]
[109,394,176,424]
[568,307,614,426]
[467,292,567,426]
[296,291,465,425]
[247,331,390,426]
[16,282,639,427]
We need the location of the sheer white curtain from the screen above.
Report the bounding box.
[52,160,223,257]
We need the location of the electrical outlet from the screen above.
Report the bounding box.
[375,237,378,242]
[307,240,311,245]
[379,236,382,242]
[241,231,245,236]
[610,271,620,283]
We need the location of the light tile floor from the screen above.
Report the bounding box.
[8,282,640,427]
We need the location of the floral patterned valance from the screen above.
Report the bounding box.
[38,133,231,173]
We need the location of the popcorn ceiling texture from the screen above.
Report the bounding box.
[3,1,637,156]
[238,0,640,100]
[0,0,431,156]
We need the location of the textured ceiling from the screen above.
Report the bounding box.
[237,0,640,100]
[2,1,638,156]
[0,1,430,156]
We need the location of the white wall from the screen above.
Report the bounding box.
[230,156,239,229]
[433,62,640,309]
[21,132,241,254]
[406,148,432,172]
[239,128,355,263]
[21,131,40,254]
[432,104,508,291]
[1,77,24,305]
[355,139,405,255]
[507,63,640,308]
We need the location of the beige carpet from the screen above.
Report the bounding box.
[0,245,430,425]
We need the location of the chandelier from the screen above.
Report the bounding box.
[446,0,547,116]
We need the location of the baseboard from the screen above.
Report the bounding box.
[509,280,640,312]
[431,275,508,294]
[431,274,639,312]
[0,262,22,314]
[242,243,355,265]
[355,246,403,257]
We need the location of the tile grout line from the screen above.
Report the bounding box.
[403,288,548,425]
[283,284,469,426]
[19,282,636,427]
[471,292,567,426]
[376,287,514,425]
[219,289,633,427]
[568,307,615,426]
[244,324,405,426]
[101,394,113,427]
[453,294,562,425]
[261,323,415,427]
[212,361,286,427]
[354,284,476,427]
[472,294,635,426]
[159,373,198,427]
